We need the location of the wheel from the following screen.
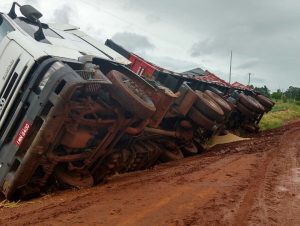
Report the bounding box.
[208,86,224,96]
[128,142,160,171]
[204,90,232,116]
[187,106,216,129]
[236,102,257,118]
[107,70,156,119]
[239,93,265,113]
[194,90,225,122]
[255,95,274,109]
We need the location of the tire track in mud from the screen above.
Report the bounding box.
[232,151,276,226]
[233,126,300,226]
[180,123,300,226]
[177,153,268,226]
[107,155,223,188]
[115,154,254,226]
[255,128,300,226]
[0,155,239,226]
[0,153,250,226]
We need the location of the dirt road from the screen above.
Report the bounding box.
[1,121,300,226]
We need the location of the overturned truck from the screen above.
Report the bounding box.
[0,3,274,200]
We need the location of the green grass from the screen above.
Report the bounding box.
[259,101,300,131]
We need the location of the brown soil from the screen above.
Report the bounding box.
[1,121,300,226]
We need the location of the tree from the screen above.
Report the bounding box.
[284,86,300,101]
[271,89,283,101]
[254,85,271,97]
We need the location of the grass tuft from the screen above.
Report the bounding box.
[0,200,21,208]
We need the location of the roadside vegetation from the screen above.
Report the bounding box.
[250,85,300,131]
[259,101,300,130]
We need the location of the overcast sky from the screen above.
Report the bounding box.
[1,0,299,91]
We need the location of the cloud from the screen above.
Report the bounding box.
[250,76,266,84]
[25,0,39,6]
[120,0,300,89]
[111,32,155,54]
[190,38,219,57]
[236,60,260,69]
[145,14,161,24]
[1,0,299,90]
[53,5,73,24]
[0,0,39,11]
[148,56,198,72]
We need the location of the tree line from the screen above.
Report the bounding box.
[253,86,300,101]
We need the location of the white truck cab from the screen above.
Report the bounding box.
[0,2,152,200]
[0,7,131,128]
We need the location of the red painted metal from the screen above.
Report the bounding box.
[231,82,253,91]
[128,54,182,79]
[195,70,232,88]
[14,120,31,147]
[126,48,252,93]
[106,39,253,91]
[125,49,232,91]
[129,54,158,76]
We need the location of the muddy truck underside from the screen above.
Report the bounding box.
[0,57,148,199]
[0,3,275,200]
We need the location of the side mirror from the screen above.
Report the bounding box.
[20,5,42,22]
[8,2,46,41]
[8,2,43,22]
[20,5,45,41]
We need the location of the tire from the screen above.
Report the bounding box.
[204,90,232,115]
[239,93,265,113]
[194,90,225,122]
[236,102,257,118]
[187,106,216,129]
[208,86,224,96]
[107,70,156,119]
[255,95,274,109]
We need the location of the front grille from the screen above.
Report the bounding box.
[75,70,112,85]
[76,70,94,80]
[84,83,102,94]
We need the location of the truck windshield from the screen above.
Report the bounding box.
[13,17,62,39]
[0,15,14,43]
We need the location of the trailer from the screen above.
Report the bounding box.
[105,39,274,132]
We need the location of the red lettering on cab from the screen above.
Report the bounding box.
[14,121,31,147]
